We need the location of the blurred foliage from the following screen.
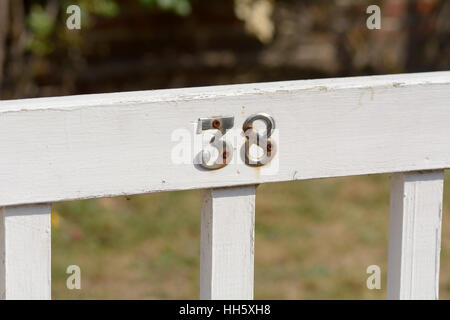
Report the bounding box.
[28,5,55,37]
[81,0,121,17]
[139,0,192,16]
[25,0,194,55]
[24,0,273,55]
[27,4,56,55]
[2,0,445,100]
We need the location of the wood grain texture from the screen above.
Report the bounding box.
[200,186,256,299]
[387,170,444,300]
[0,204,51,300]
[1,71,450,205]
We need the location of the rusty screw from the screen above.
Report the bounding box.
[267,141,272,153]
[212,119,221,129]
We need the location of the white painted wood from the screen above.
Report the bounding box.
[0,71,450,206]
[0,204,51,300]
[200,185,256,299]
[387,170,444,300]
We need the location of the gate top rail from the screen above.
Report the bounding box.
[1,71,450,206]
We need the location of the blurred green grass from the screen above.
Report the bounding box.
[52,171,450,299]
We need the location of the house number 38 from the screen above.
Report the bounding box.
[198,113,276,170]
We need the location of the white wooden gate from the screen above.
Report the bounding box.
[1,71,449,299]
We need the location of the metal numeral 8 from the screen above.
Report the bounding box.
[242,113,276,167]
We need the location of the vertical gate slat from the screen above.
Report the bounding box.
[387,170,444,300]
[0,204,51,300]
[200,185,256,300]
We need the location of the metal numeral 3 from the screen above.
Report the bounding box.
[198,116,234,170]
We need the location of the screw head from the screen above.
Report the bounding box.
[212,119,221,129]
